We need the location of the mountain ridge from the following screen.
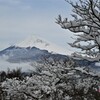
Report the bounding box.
[16,35,73,55]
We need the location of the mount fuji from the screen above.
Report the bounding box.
[16,35,72,55]
[0,35,72,72]
[0,35,99,73]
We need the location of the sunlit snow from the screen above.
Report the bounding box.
[16,35,73,55]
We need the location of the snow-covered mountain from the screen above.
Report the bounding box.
[0,45,69,72]
[0,35,71,72]
[16,35,72,55]
[0,35,100,74]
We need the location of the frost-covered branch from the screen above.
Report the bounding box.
[57,0,100,61]
[1,59,100,100]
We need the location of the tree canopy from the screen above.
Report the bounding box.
[56,0,100,61]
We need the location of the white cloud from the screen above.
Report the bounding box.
[0,56,35,72]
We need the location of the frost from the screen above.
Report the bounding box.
[1,59,100,100]
[56,0,100,61]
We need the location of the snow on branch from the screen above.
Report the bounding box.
[2,59,100,99]
[57,0,100,61]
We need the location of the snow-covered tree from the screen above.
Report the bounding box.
[1,59,100,100]
[56,0,100,61]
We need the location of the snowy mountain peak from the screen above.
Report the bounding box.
[16,35,49,47]
[16,35,73,55]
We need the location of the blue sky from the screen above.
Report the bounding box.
[0,0,74,51]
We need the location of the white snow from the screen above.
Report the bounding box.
[0,35,73,72]
[16,35,73,55]
[95,62,100,66]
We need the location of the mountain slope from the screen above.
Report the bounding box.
[16,35,72,55]
[0,35,71,63]
[0,45,69,72]
[0,35,85,73]
[0,46,50,62]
